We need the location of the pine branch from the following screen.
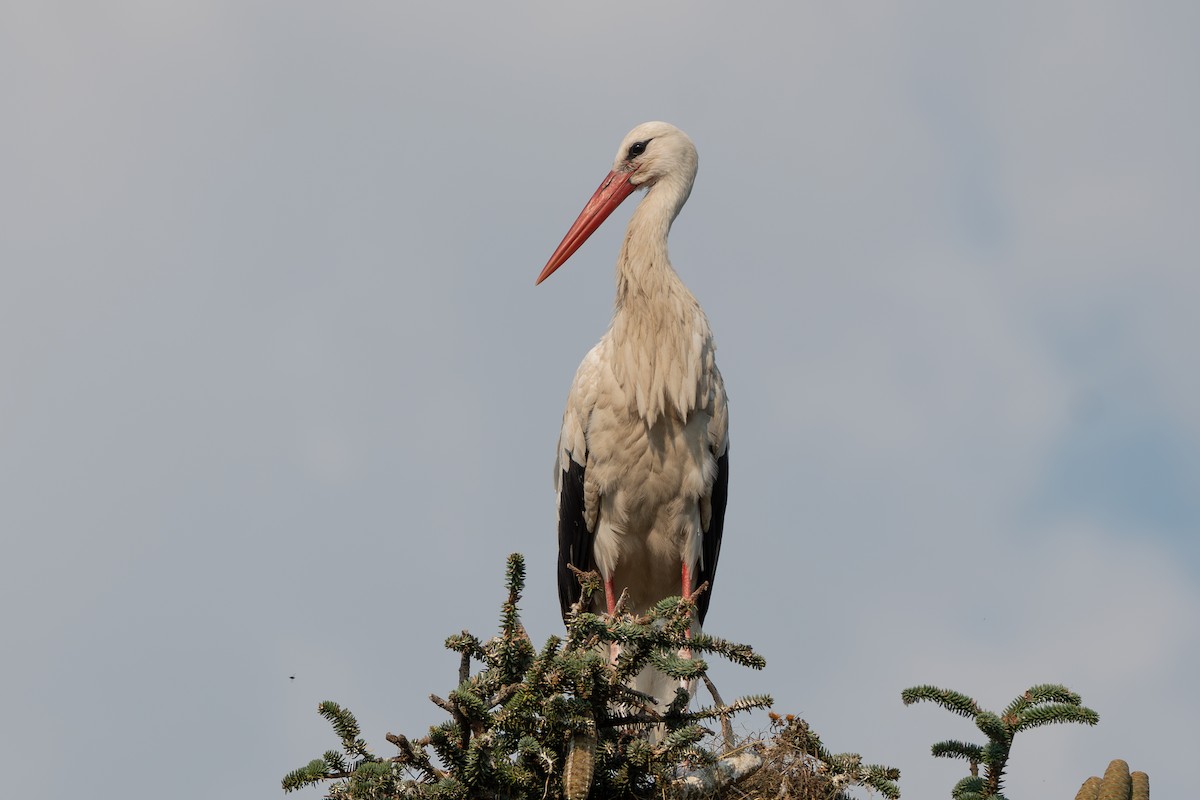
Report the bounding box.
[974,711,1009,744]
[685,631,767,670]
[443,631,486,663]
[648,650,709,680]
[318,701,374,760]
[904,682,1099,800]
[859,763,902,799]
[281,758,344,792]
[322,750,349,774]
[284,553,772,799]
[1002,683,1081,719]
[1014,702,1099,732]
[385,732,443,782]
[901,685,981,717]
[931,739,985,763]
[686,693,774,723]
[952,775,989,800]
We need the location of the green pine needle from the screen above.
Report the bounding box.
[904,682,1099,800]
[931,739,985,762]
[901,685,981,717]
[1014,702,1099,732]
[952,775,989,799]
[284,553,774,799]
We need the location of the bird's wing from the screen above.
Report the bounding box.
[696,449,727,625]
[555,346,603,621]
[557,456,591,621]
[696,364,729,626]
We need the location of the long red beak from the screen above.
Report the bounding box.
[536,169,638,285]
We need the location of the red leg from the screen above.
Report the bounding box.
[681,560,695,637]
[680,561,694,663]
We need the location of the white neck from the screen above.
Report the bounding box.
[607,173,710,424]
[614,174,693,305]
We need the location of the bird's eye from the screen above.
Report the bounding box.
[627,140,649,158]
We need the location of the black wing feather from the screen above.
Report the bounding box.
[556,457,593,622]
[695,449,728,626]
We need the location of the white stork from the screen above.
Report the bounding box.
[536,122,729,704]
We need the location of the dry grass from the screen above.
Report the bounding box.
[702,716,875,800]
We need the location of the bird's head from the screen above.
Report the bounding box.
[612,121,699,192]
[536,121,698,285]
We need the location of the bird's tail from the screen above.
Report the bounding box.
[633,662,694,711]
[632,658,698,743]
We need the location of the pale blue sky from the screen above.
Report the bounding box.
[2,3,1197,799]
